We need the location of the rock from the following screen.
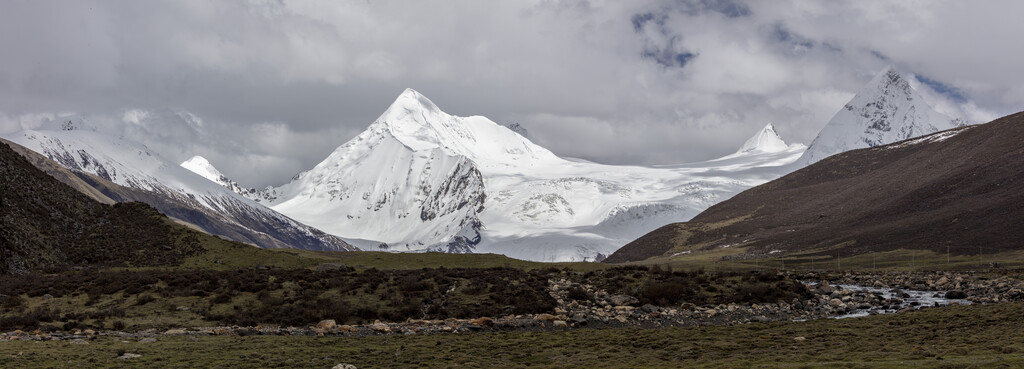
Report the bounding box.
[570,315,588,325]
[615,316,628,323]
[641,304,659,313]
[117,353,142,360]
[371,323,391,333]
[139,338,157,343]
[42,294,53,300]
[337,325,358,333]
[316,319,337,331]
[468,317,494,327]
[534,314,558,323]
[164,329,187,335]
[83,329,95,336]
[828,298,844,308]
[944,291,968,299]
[553,320,568,328]
[873,280,887,288]
[608,295,640,307]
[793,336,806,342]
[332,364,357,369]
[818,281,835,294]
[936,277,949,286]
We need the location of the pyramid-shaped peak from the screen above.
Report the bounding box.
[865,66,913,97]
[385,88,441,116]
[736,123,789,154]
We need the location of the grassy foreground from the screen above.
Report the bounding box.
[3,302,1023,368]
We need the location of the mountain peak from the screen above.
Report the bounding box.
[736,123,789,154]
[796,67,962,165]
[180,155,226,184]
[383,88,440,118]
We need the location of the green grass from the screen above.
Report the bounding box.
[3,302,1023,368]
[635,244,1024,273]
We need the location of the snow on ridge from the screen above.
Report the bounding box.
[257,88,808,261]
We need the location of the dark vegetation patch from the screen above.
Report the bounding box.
[0,268,556,330]
[0,266,812,331]
[581,265,813,306]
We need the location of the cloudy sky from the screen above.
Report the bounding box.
[1,0,1020,187]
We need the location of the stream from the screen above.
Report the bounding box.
[806,282,973,319]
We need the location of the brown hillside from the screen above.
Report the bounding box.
[0,141,204,274]
[607,111,1024,263]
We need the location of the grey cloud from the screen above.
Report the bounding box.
[0,0,1021,187]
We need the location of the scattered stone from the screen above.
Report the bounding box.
[468,317,494,327]
[608,295,640,307]
[332,364,358,369]
[117,353,142,360]
[534,314,558,322]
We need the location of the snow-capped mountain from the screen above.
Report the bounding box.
[4,120,357,252]
[797,67,966,165]
[194,89,806,261]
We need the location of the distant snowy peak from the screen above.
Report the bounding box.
[736,123,791,154]
[180,156,226,184]
[797,67,964,165]
[180,155,278,203]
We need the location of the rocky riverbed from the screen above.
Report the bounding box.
[2,270,1022,342]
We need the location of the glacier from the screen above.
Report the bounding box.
[209,89,807,261]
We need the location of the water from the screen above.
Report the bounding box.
[807,282,972,319]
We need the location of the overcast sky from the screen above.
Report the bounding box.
[1,0,1021,187]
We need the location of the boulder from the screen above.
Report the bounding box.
[316,319,337,331]
[608,295,640,307]
[552,320,568,328]
[468,317,494,327]
[534,314,558,323]
[944,291,968,299]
